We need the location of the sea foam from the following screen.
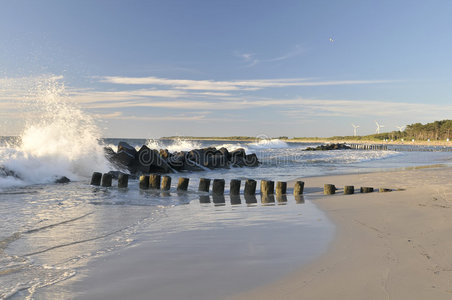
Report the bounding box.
[0,76,111,188]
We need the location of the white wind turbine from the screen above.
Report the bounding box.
[396,125,405,132]
[352,124,360,137]
[375,121,384,134]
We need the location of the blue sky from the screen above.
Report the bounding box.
[1,0,451,138]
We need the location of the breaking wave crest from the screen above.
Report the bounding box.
[0,76,111,189]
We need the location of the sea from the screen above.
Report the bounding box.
[1,85,452,299]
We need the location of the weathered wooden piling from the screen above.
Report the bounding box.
[276,181,287,195]
[149,174,161,189]
[198,178,211,193]
[261,194,275,204]
[293,181,305,195]
[212,195,226,205]
[230,179,241,196]
[161,175,171,191]
[118,173,129,188]
[212,179,225,195]
[90,172,102,186]
[245,194,257,204]
[324,184,336,195]
[260,180,274,195]
[276,195,287,203]
[344,185,354,195]
[379,188,392,193]
[139,175,150,189]
[244,179,257,196]
[360,187,374,193]
[177,177,189,191]
[199,195,210,203]
[230,195,241,205]
[101,173,112,187]
[295,195,305,204]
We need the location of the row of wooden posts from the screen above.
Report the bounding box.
[90,172,305,197]
[349,143,452,152]
[323,183,392,194]
[348,144,388,150]
[90,172,391,198]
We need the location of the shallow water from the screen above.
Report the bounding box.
[1,137,452,299]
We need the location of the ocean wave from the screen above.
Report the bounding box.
[0,76,111,189]
[145,138,203,152]
[248,139,289,150]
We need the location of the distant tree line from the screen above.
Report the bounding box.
[402,120,452,140]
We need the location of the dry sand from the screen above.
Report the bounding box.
[233,166,452,300]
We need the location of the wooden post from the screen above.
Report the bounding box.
[260,180,274,195]
[177,177,189,191]
[276,195,287,203]
[230,179,241,196]
[149,174,161,189]
[90,172,102,186]
[344,185,354,195]
[139,175,150,189]
[244,179,257,196]
[118,173,129,188]
[198,178,211,193]
[230,195,241,205]
[212,195,226,205]
[261,194,275,204]
[212,179,225,195]
[161,176,171,191]
[293,181,304,195]
[324,184,336,195]
[245,194,257,204]
[199,195,210,203]
[360,187,374,193]
[295,195,305,204]
[276,181,287,195]
[101,173,112,187]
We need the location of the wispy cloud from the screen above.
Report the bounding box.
[265,45,305,62]
[99,76,392,91]
[92,111,208,121]
[235,45,305,67]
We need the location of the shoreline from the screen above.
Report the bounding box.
[159,137,452,147]
[232,166,452,299]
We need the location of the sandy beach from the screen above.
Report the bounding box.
[234,166,452,299]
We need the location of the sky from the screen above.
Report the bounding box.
[1,0,451,138]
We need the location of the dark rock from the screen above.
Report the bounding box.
[103,147,117,160]
[187,147,216,166]
[244,153,259,167]
[118,141,137,158]
[104,146,137,173]
[55,176,70,184]
[0,166,21,179]
[304,143,351,151]
[230,148,247,167]
[204,153,229,169]
[217,147,230,160]
[159,149,170,159]
[104,141,260,175]
[231,156,245,168]
[137,145,173,174]
[167,151,186,170]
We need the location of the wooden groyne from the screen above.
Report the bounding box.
[89,172,398,206]
[348,143,452,152]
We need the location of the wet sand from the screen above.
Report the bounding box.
[44,195,333,300]
[233,166,452,299]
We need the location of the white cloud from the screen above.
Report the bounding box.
[99,76,392,91]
